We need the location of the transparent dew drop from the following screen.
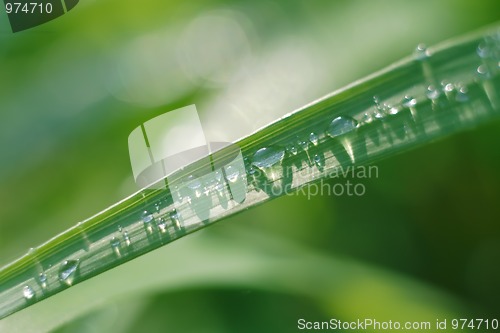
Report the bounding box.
[444,82,454,93]
[313,154,324,169]
[38,272,47,289]
[415,43,430,61]
[426,85,441,100]
[477,64,492,80]
[169,210,182,230]
[297,138,309,151]
[251,147,285,169]
[455,85,469,103]
[142,210,154,234]
[373,109,384,119]
[309,132,319,146]
[477,41,491,59]
[362,112,373,124]
[251,146,286,182]
[225,165,240,183]
[23,285,35,300]
[141,210,154,223]
[388,106,399,115]
[373,96,387,115]
[123,231,131,246]
[110,237,121,257]
[326,116,358,138]
[157,218,167,234]
[401,96,417,108]
[59,260,79,286]
[286,144,298,156]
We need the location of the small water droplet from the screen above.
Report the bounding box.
[309,132,319,146]
[373,109,384,119]
[38,272,47,289]
[477,64,492,79]
[142,210,154,234]
[157,218,167,234]
[426,85,441,100]
[23,285,35,300]
[123,231,131,246]
[326,116,358,138]
[443,83,454,93]
[313,154,324,169]
[455,85,469,103]
[477,42,491,59]
[286,144,298,156]
[388,107,399,115]
[169,210,182,230]
[402,96,417,108]
[362,112,373,123]
[297,138,309,151]
[110,237,121,257]
[373,96,387,115]
[141,211,153,223]
[59,260,79,286]
[415,43,430,61]
[225,165,240,183]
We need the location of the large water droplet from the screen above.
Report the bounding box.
[415,43,430,61]
[426,85,441,100]
[309,132,319,146]
[251,146,285,182]
[59,260,79,286]
[326,116,358,138]
[23,285,35,300]
[251,147,285,169]
[477,64,492,80]
[110,237,121,257]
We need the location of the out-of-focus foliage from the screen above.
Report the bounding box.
[0,0,499,332]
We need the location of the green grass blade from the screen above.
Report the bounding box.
[1,24,499,319]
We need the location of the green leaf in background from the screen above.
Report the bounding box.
[1,1,500,332]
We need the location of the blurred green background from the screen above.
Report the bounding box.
[1,0,500,332]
